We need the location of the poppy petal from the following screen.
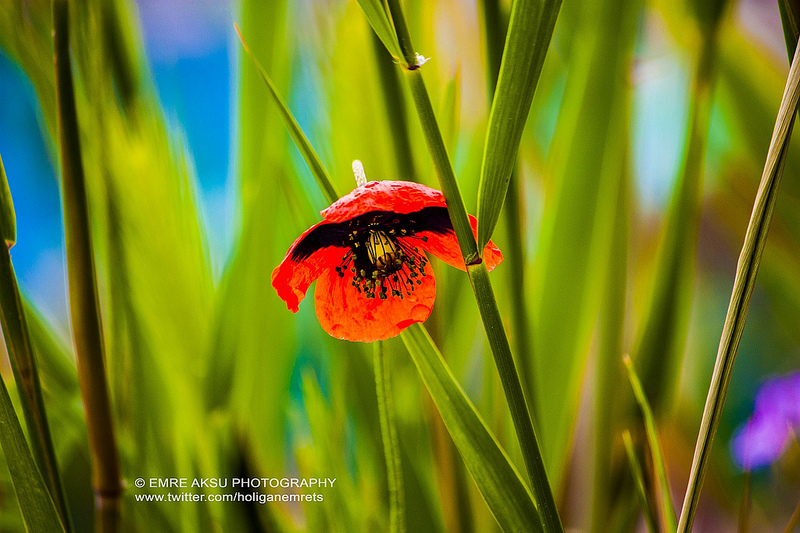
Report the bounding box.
[409,215,503,271]
[314,261,436,342]
[271,221,348,312]
[321,181,446,223]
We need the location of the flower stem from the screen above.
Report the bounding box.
[676,36,800,533]
[374,341,405,533]
[53,0,122,529]
[467,262,561,532]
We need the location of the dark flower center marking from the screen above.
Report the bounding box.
[291,206,454,300]
[336,230,428,300]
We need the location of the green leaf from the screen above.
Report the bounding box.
[0,233,71,530]
[356,0,404,63]
[400,324,542,533]
[476,0,561,250]
[623,356,676,532]
[531,0,640,489]
[0,154,17,247]
[0,374,66,533]
[235,24,340,204]
[591,167,629,532]
[677,34,800,533]
[622,431,658,533]
[779,0,800,60]
[633,25,717,416]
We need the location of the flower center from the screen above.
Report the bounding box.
[335,230,428,300]
[366,230,403,275]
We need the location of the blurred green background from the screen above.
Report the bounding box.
[0,0,799,531]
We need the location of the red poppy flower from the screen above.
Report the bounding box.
[271,181,503,342]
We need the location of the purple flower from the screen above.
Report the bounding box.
[731,372,800,470]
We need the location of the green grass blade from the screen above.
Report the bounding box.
[532,0,640,489]
[476,0,561,250]
[480,0,536,410]
[356,0,404,63]
[401,324,543,533]
[778,0,800,61]
[0,374,66,533]
[633,26,718,416]
[374,342,405,533]
[676,36,800,533]
[0,228,72,530]
[235,24,341,204]
[623,356,676,532]
[622,431,658,533]
[0,155,17,246]
[592,166,629,532]
[53,0,122,528]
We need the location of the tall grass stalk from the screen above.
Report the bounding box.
[677,36,800,533]
[53,0,122,529]
[384,1,561,530]
[374,341,405,533]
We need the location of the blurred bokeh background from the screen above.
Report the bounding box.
[1,0,799,531]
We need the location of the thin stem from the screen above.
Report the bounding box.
[622,431,658,533]
[0,246,73,531]
[386,1,560,530]
[374,341,405,533]
[467,263,561,532]
[677,37,800,533]
[53,0,123,529]
[403,69,480,264]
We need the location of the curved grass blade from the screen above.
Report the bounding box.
[623,356,676,532]
[0,167,72,529]
[402,324,542,533]
[476,0,561,250]
[0,374,65,533]
[676,36,800,533]
[356,0,403,62]
[622,430,657,533]
[234,24,341,204]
